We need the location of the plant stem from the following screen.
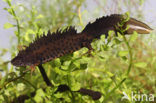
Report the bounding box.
[7,0,21,44]
[78,7,84,27]
[103,22,133,101]
[122,34,133,76]
[103,78,126,102]
[21,78,37,90]
[1,72,26,90]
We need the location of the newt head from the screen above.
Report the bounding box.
[11,50,34,67]
[11,54,25,67]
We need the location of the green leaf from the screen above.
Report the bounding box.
[134,62,147,68]
[0,76,7,87]
[73,61,80,68]
[36,14,44,19]
[17,83,25,92]
[108,30,115,37]
[106,71,114,77]
[26,29,35,34]
[14,31,18,37]
[54,67,68,75]
[54,58,61,67]
[36,89,45,97]
[129,31,138,42]
[34,89,45,102]
[34,95,42,102]
[3,7,8,11]
[4,8,13,15]
[100,35,105,42]
[114,38,122,44]
[118,50,128,57]
[139,0,145,5]
[4,23,14,29]
[54,92,63,98]
[117,32,123,39]
[121,56,127,61]
[71,82,81,91]
[79,63,87,70]
[123,12,130,22]
[63,61,71,66]
[3,0,12,3]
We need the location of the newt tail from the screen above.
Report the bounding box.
[11,14,153,67]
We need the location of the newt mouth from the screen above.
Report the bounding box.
[125,18,153,34]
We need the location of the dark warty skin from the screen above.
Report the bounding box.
[11,14,153,67]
